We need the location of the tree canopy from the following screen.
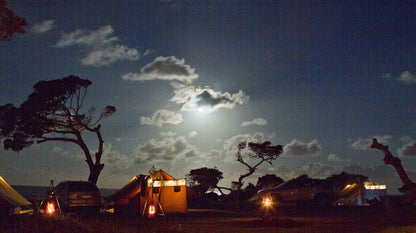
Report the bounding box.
[186,167,223,195]
[234,141,283,190]
[256,174,284,190]
[0,75,116,184]
[0,0,27,41]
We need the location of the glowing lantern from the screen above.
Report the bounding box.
[46,201,56,215]
[148,204,156,218]
[262,196,272,208]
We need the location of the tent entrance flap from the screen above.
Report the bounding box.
[0,176,31,215]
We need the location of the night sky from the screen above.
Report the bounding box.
[1,0,416,193]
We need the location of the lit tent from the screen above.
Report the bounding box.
[337,180,387,205]
[0,176,31,215]
[105,170,187,216]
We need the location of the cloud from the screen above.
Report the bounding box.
[121,56,198,83]
[56,25,117,47]
[30,20,55,34]
[282,139,321,156]
[399,136,412,143]
[82,45,139,66]
[270,163,339,181]
[241,118,267,127]
[351,135,393,151]
[397,140,416,157]
[140,109,183,127]
[161,131,177,137]
[132,136,197,163]
[382,71,416,85]
[327,153,351,163]
[188,131,198,138]
[170,82,249,112]
[55,25,139,66]
[222,132,267,160]
[102,143,130,169]
[52,146,62,153]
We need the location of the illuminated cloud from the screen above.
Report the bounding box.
[327,153,351,163]
[102,143,130,169]
[140,109,183,127]
[351,135,393,151]
[397,140,416,157]
[271,163,339,181]
[170,82,249,112]
[222,132,266,158]
[82,45,139,66]
[282,139,321,156]
[30,20,55,34]
[161,131,177,137]
[382,70,416,84]
[132,136,195,163]
[55,25,139,66]
[241,118,267,127]
[121,56,198,83]
[56,25,117,47]
[188,131,198,138]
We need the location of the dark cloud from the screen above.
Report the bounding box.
[397,140,416,157]
[121,56,198,83]
[170,83,249,112]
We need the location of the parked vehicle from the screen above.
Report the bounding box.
[258,176,335,207]
[55,181,102,213]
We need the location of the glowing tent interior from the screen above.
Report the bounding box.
[105,170,187,216]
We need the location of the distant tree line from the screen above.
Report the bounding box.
[186,167,368,209]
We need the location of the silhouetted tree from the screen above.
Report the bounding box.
[233,141,283,205]
[371,139,416,207]
[0,75,116,184]
[0,0,27,41]
[186,167,223,195]
[256,174,284,190]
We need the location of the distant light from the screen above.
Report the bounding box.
[365,184,386,190]
[262,197,272,208]
[198,107,204,113]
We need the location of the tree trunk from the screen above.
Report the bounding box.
[370,138,416,207]
[88,162,104,184]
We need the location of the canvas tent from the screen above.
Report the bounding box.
[337,180,387,205]
[0,176,31,215]
[105,170,187,216]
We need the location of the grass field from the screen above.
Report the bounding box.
[1,207,416,233]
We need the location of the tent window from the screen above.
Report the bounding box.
[152,187,160,193]
[174,186,181,192]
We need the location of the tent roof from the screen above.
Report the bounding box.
[149,169,175,180]
[105,175,146,202]
[105,170,181,203]
[0,177,31,208]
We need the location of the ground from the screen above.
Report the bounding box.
[1,206,416,233]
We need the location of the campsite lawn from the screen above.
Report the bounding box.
[2,207,416,233]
